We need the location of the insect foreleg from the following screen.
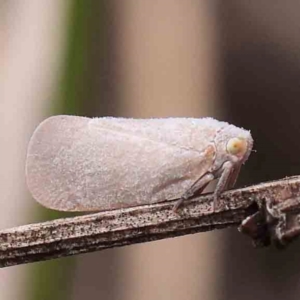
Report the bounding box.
[213,161,234,211]
[173,173,214,212]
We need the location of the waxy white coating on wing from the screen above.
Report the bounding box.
[26,115,253,211]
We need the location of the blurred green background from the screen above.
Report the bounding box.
[1,1,300,300]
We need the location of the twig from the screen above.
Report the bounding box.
[1,175,300,268]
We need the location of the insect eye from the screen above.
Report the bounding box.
[226,138,247,156]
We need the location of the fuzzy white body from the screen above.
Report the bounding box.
[26,116,253,211]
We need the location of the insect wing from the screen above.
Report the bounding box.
[26,115,217,212]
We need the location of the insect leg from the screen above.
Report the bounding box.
[213,161,234,211]
[173,173,214,212]
[225,164,241,190]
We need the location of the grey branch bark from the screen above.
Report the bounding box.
[1,175,300,268]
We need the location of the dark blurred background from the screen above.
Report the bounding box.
[1,1,300,299]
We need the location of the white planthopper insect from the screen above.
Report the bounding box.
[26,115,253,212]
